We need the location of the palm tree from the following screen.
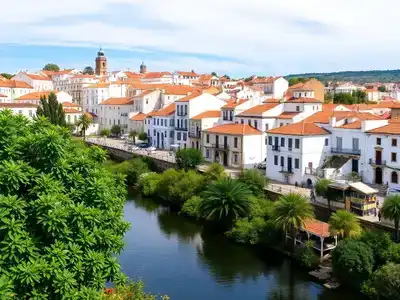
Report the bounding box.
[129,131,137,144]
[381,195,400,241]
[199,178,252,228]
[272,193,315,250]
[76,113,92,140]
[328,210,361,239]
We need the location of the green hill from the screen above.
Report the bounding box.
[285,69,400,83]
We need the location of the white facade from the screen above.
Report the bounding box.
[252,77,288,99]
[0,103,37,119]
[0,79,34,101]
[16,91,73,106]
[141,72,173,84]
[172,71,199,86]
[99,99,135,134]
[12,72,54,92]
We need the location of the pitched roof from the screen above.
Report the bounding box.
[176,71,198,77]
[71,74,96,79]
[267,122,330,136]
[367,123,400,135]
[251,76,281,84]
[64,108,81,113]
[286,97,322,103]
[100,97,133,105]
[336,120,362,129]
[162,85,197,95]
[0,103,38,108]
[151,103,175,117]
[175,91,203,102]
[263,98,281,103]
[276,112,299,119]
[303,219,331,238]
[191,110,221,120]
[62,101,79,108]
[0,79,33,89]
[15,91,59,101]
[24,73,51,81]
[204,123,262,136]
[86,83,110,88]
[142,72,171,79]
[237,103,279,116]
[134,90,158,97]
[130,112,147,121]
[221,99,248,109]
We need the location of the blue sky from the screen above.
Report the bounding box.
[2,0,400,77]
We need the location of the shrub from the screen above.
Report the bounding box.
[332,239,374,289]
[138,173,162,196]
[175,148,203,170]
[203,163,226,182]
[100,128,111,137]
[248,196,274,219]
[314,179,332,197]
[226,217,267,244]
[180,196,202,218]
[238,169,267,197]
[294,240,320,269]
[383,243,400,264]
[362,263,400,299]
[168,170,205,205]
[360,231,393,267]
[103,280,170,300]
[107,158,150,185]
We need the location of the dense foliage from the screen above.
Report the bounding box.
[238,169,267,197]
[76,113,93,140]
[0,73,13,79]
[103,281,169,300]
[380,195,400,241]
[328,210,361,239]
[106,158,150,185]
[100,129,111,137]
[362,263,400,299]
[0,111,130,298]
[203,163,226,182]
[111,125,122,136]
[294,240,320,269]
[332,91,367,104]
[36,92,66,126]
[83,66,95,75]
[175,148,203,170]
[359,231,393,268]
[180,196,202,218]
[43,63,60,72]
[314,179,332,198]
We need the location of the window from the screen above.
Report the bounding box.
[274,155,278,166]
[153,130,156,136]
[206,149,210,158]
[288,138,293,149]
[265,124,269,131]
[241,119,244,124]
[233,154,238,164]
[254,120,258,129]
[234,137,238,148]
[295,158,299,169]
[352,138,359,150]
[183,133,187,141]
[295,139,300,149]
[268,136,273,145]
[177,132,181,140]
[280,123,283,127]
[392,152,397,162]
[265,137,268,145]
[206,134,210,143]
[248,120,251,126]
[325,138,329,146]
[393,139,398,147]
[296,106,300,112]
[392,172,398,183]
[280,156,284,167]
[170,131,174,138]
[281,137,285,147]
[377,138,381,145]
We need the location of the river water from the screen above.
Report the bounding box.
[119,194,364,300]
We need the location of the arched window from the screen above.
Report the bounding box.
[392,171,398,184]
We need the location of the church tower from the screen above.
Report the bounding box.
[95,48,107,76]
[140,62,147,74]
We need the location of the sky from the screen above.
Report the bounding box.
[1,0,400,77]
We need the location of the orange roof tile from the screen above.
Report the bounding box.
[162,85,197,95]
[15,91,58,101]
[251,76,281,84]
[100,97,133,105]
[276,112,299,119]
[303,219,331,238]
[64,108,81,113]
[176,71,198,77]
[151,103,175,117]
[62,101,79,108]
[202,86,220,95]
[129,83,169,90]
[287,97,322,103]
[0,103,38,108]
[175,91,203,102]
[142,72,171,79]
[25,73,51,81]
[0,79,33,89]
[221,99,248,109]
[237,103,279,116]
[336,120,362,129]
[367,123,400,135]
[267,122,329,136]
[130,112,147,121]
[364,88,378,93]
[263,98,281,103]
[86,83,110,88]
[204,123,262,136]
[191,110,221,120]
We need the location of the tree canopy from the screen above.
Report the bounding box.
[0,73,13,79]
[76,114,93,139]
[0,110,130,298]
[381,194,400,241]
[175,148,203,170]
[83,66,94,75]
[43,63,60,72]
[36,92,66,126]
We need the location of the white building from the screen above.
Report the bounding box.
[147,103,176,149]
[83,83,111,115]
[189,110,221,150]
[0,78,34,101]
[252,76,288,99]
[141,72,173,84]
[99,97,135,133]
[15,91,73,105]
[0,103,37,119]
[12,72,54,92]
[203,123,264,168]
[67,75,100,104]
[172,71,199,86]
[129,112,147,134]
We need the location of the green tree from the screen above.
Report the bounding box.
[108,158,150,185]
[360,231,393,267]
[238,169,267,197]
[381,195,400,241]
[226,217,276,245]
[100,128,111,137]
[332,239,374,289]
[175,148,203,170]
[76,113,93,140]
[294,240,320,269]
[0,73,13,79]
[0,110,130,298]
[211,72,217,76]
[362,263,400,300]
[288,77,308,86]
[199,178,252,228]
[111,125,121,136]
[138,173,162,196]
[378,85,386,92]
[156,169,183,202]
[83,66,94,75]
[203,162,226,182]
[43,63,60,72]
[180,196,202,218]
[272,193,315,250]
[138,132,148,142]
[324,93,333,103]
[223,74,231,80]
[36,92,66,126]
[168,170,205,205]
[333,92,356,104]
[328,210,361,239]
[129,130,137,144]
[314,178,332,210]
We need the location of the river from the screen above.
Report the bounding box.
[119,193,365,300]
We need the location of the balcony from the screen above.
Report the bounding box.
[177,112,188,117]
[331,147,361,156]
[189,131,201,138]
[305,167,318,176]
[271,145,280,152]
[175,126,188,131]
[369,159,386,166]
[212,144,229,151]
[120,113,128,117]
[280,167,294,174]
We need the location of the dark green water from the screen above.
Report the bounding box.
[119,194,365,300]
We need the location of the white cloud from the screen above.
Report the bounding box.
[2,0,400,75]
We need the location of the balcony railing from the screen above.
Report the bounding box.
[175,126,188,131]
[280,167,294,174]
[271,145,280,151]
[212,144,229,151]
[189,132,201,138]
[305,167,318,176]
[120,113,128,117]
[331,147,361,155]
[369,159,386,166]
[177,112,188,117]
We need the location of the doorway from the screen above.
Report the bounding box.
[375,167,383,184]
[223,152,228,166]
[156,132,160,148]
[352,159,359,173]
[375,150,382,164]
[287,157,292,173]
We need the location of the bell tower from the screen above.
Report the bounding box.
[95,48,107,76]
[140,61,147,74]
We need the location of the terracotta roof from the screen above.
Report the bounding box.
[287,97,322,103]
[162,85,196,95]
[100,97,133,105]
[237,103,279,116]
[0,103,38,108]
[64,108,81,113]
[86,83,110,88]
[0,79,33,89]
[364,88,378,93]
[15,91,59,101]
[204,123,262,136]
[134,90,157,97]
[304,111,356,124]
[251,76,281,84]
[191,110,221,120]
[175,91,203,102]
[176,71,198,77]
[263,98,281,103]
[367,123,400,135]
[221,99,248,109]
[276,112,299,119]
[129,83,169,90]
[0,93,7,97]
[303,219,331,238]
[25,73,51,81]
[142,72,171,79]
[267,122,330,136]
[62,101,79,108]
[130,112,147,121]
[151,103,175,117]
[87,112,97,118]
[202,86,220,95]
[336,120,362,129]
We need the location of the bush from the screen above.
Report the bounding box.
[226,217,270,245]
[238,169,267,197]
[248,196,274,219]
[203,163,226,182]
[175,148,203,170]
[314,179,332,197]
[360,231,393,267]
[111,125,121,136]
[156,169,183,201]
[383,243,400,264]
[180,196,202,218]
[100,128,111,137]
[138,173,162,196]
[332,239,374,289]
[103,280,170,300]
[107,158,150,185]
[294,240,320,269]
[169,170,205,205]
[362,263,400,299]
